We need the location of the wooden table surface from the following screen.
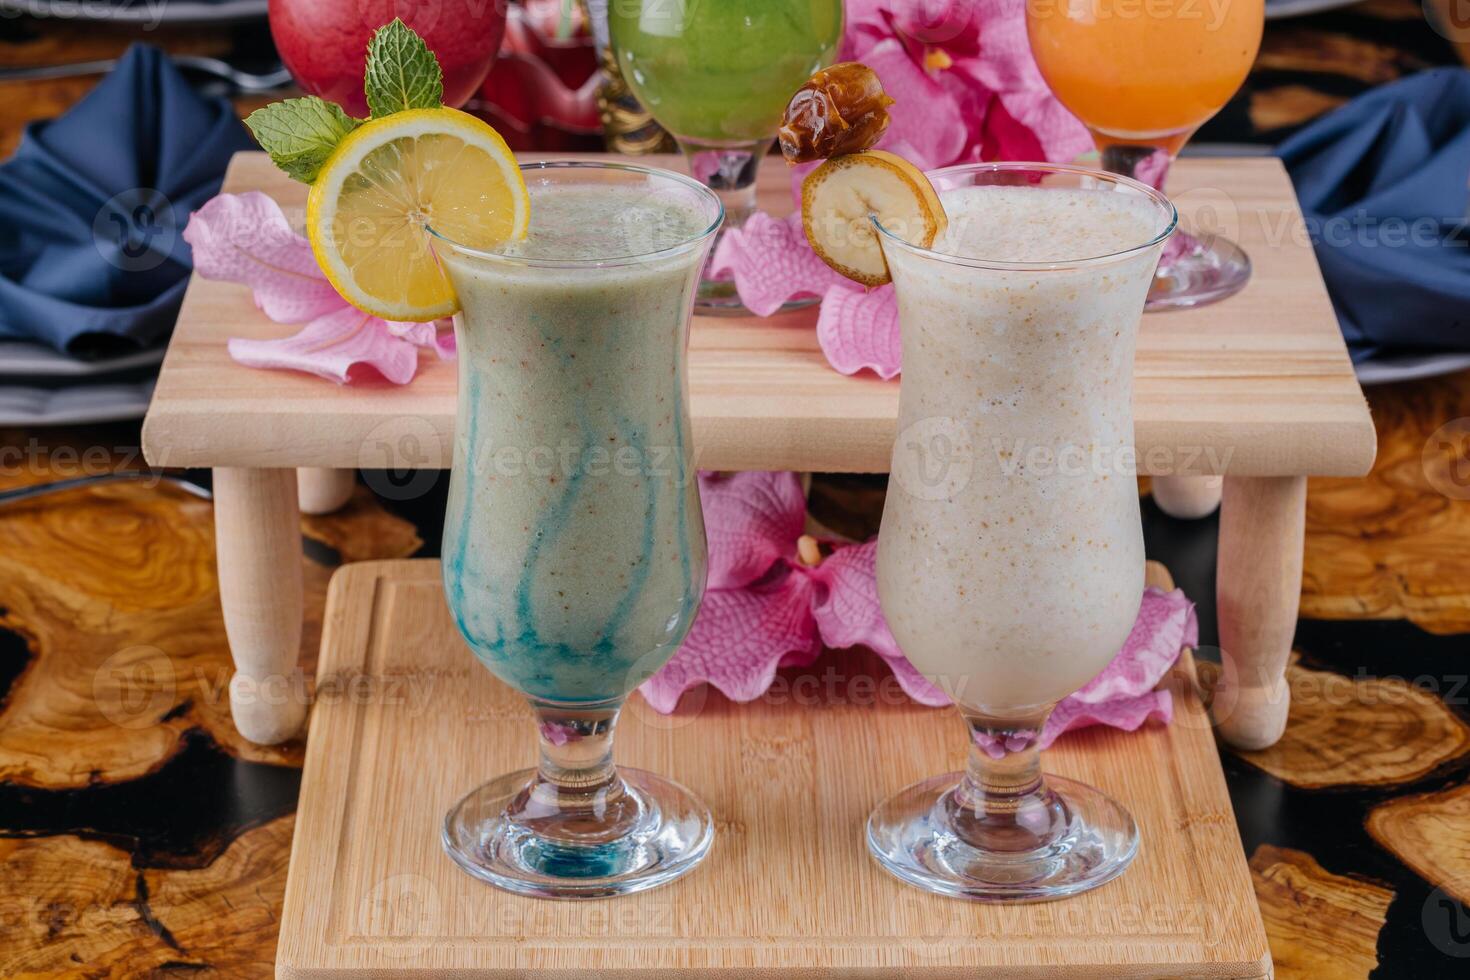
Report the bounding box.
[142,152,1375,477]
[5,3,1470,978]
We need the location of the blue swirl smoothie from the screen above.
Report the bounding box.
[437,180,712,705]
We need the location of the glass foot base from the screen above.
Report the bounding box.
[866,771,1138,903]
[443,767,713,899]
[697,277,819,316]
[1147,233,1251,311]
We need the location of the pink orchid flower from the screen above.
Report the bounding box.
[642,471,1197,748]
[182,192,454,384]
[640,470,945,713]
[718,0,1098,378]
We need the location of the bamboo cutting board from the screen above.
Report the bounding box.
[277,559,1269,978]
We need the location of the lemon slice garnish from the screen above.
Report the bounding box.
[306,107,529,322]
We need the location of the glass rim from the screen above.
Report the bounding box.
[871,161,1179,272]
[426,160,725,268]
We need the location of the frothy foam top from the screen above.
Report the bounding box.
[931,185,1166,265]
[496,184,712,261]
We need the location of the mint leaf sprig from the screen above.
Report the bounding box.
[244,18,444,184]
[244,97,360,184]
[364,18,444,117]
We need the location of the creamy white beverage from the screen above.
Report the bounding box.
[877,184,1168,713]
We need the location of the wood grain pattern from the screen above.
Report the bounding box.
[1248,87,1350,134]
[0,817,291,977]
[1303,369,1470,635]
[276,559,1270,978]
[0,471,306,783]
[2,9,1464,972]
[141,152,1376,478]
[1249,844,1393,979]
[1368,784,1470,904]
[0,442,420,786]
[1230,665,1470,789]
[300,485,424,564]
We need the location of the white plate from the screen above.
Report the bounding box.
[0,340,165,378]
[0,379,154,426]
[0,0,266,24]
[1355,351,1470,386]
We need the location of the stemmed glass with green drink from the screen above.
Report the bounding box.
[609,0,844,312]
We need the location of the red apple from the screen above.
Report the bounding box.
[269,0,508,116]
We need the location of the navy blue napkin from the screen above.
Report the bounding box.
[0,44,254,357]
[1278,69,1470,362]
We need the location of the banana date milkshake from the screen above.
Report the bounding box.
[867,163,1175,903]
[877,184,1164,709]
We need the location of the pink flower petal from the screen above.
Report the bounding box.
[183,192,342,323]
[1042,691,1174,749]
[386,319,457,360]
[952,0,1092,163]
[1067,587,1197,705]
[809,540,950,705]
[1041,586,1196,746]
[974,91,1047,163]
[698,471,807,590]
[639,571,820,713]
[815,548,1194,743]
[892,2,982,59]
[227,306,424,385]
[840,0,896,53]
[861,38,968,170]
[815,283,901,379]
[709,212,846,316]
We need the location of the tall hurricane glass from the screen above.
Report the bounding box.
[431,162,722,899]
[868,163,1176,901]
[609,0,843,312]
[1027,0,1262,309]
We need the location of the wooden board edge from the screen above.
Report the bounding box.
[277,562,402,978]
[278,559,1273,977]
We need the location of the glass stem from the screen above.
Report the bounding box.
[514,696,640,844]
[946,705,1070,853]
[1100,143,1195,267]
[1099,143,1172,193]
[679,138,767,230]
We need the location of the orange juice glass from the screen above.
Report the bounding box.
[1027,0,1265,309]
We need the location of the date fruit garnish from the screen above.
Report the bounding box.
[781,63,946,287]
[802,150,947,286]
[778,62,894,164]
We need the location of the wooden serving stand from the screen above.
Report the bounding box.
[141,151,1375,752]
[276,560,1270,979]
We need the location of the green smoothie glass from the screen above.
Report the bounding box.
[609,0,843,312]
[431,162,723,899]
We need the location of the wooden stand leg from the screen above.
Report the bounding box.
[1213,475,1306,750]
[296,467,355,515]
[214,468,307,744]
[1152,475,1223,519]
